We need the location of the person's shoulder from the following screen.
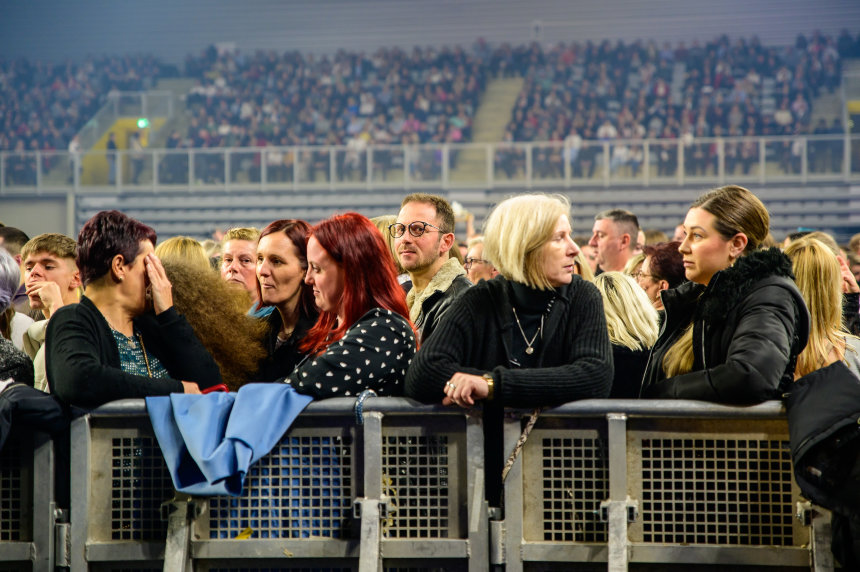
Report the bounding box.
[353,308,411,330]
[447,274,472,295]
[51,300,95,322]
[560,275,601,302]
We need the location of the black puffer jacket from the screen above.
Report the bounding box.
[641,248,810,403]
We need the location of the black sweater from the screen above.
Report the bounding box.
[46,296,222,408]
[405,275,613,407]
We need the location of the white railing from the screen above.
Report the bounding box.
[1,134,858,195]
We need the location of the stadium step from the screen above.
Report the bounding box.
[450,77,524,184]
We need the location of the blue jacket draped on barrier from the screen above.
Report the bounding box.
[146,384,312,496]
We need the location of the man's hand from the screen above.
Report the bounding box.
[25,281,64,318]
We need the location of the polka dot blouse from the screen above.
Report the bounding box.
[285,308,417,399]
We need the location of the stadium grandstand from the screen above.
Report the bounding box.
[2,1,860,570]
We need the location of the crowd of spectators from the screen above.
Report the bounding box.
[176,45,485,182]
[499,30,860,179]
[0,55,171,185]
[1,30,859,185]
[3,184,860,563]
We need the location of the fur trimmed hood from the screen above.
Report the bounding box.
[696,247,796,325]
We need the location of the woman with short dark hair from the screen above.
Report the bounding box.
[46,210,222,407]
[637,240,685,312]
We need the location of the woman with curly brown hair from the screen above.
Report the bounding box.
[160,260,268,390]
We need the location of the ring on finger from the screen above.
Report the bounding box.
[450,383,457,389]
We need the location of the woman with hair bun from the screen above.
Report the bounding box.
[641,185,809,403]
[282,213,417,398]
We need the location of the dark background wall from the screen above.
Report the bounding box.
[2,0,859,63]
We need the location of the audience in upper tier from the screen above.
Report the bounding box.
[4,30,857,187]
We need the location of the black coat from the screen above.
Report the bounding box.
[254,307,318,382]
[46,296,222,408]
[641,248,809,403]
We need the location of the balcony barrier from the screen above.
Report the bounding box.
[1,135,858,196]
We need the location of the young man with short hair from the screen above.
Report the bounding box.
[20,233,81,391]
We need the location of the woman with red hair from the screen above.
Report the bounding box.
[283,213,417,398]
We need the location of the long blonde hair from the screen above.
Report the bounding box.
[784,236,847,377]
[594,272,659,351]
[662,185,769,377]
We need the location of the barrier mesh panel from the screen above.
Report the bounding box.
[110,436,173,541]
[381,435,450,539]
[207,568,353,572]
[540,436,609,542]
[208,434,353,539]
[0,439,27,542]
[640,437,794,545]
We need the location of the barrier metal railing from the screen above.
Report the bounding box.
[68,397,487,572]
[502,400,831,571]
[1,398,836,571]
[0,432,59,572]
[1,134,858,195]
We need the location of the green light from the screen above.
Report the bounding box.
[137,118,150,129]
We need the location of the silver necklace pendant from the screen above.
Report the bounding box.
[525,346,534,355]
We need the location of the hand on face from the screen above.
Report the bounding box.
[25,281,64,318]
[144,253,174,314]
[838,255,860,294]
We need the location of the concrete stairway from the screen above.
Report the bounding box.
[150,77,198,148]
[450,77,524,185]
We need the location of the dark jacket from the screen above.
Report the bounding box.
[415,274,471,342]
[641,248,809,403]
[0,337,33,387]
[609,345,649,399]
[784,359,860,519]
[254,307,318,382]
[46,296,222,408]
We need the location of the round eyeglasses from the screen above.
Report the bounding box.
[388,221,444,238]
[464,257,490,270]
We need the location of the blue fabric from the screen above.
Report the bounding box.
[248,304,275,318]
[146,383,312,496]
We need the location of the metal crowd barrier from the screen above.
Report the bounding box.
[68,397,487,572]
[0,432,60,572]
[4,398,837,571]
[502,400,832,571]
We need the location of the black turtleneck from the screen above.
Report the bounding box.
[508,281,559,368]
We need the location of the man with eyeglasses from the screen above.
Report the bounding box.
[391,193,471,341]
[464,237,498,284]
